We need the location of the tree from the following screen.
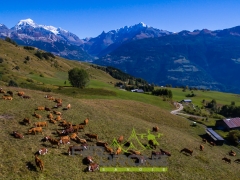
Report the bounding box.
[68,68,89,88]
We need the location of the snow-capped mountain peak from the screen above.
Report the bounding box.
[16,18,38,29]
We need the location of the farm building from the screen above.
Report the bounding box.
[205,128,224,145]
[180,99,192,103]
[215,117,240,131]
[131,89,144,93]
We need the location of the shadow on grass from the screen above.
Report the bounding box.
[26,162,37,172]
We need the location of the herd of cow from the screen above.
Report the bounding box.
[2,87,240,174]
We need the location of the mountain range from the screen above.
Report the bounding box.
[1,19,240,93]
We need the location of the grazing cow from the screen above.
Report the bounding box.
[13,131,24,139]
[53,110,62,115]
[0,88,5,93]
[23,118,31,125]
[85,156,94,164]
[38,148,48,155]
[35,155,44,171]
[84,118,89,125]
[96,141,108,147]
[148,139,157,149]
[160,149,171,156]
[36,106,45,111]
[66,104,71,109]
[75,136,87,144]
[104,144,114,154]
[55,98,62,103]
[45,137,60,148]
[28,127,43,135]
[200,144,204,151]
[124,141,131,147]
[61,126,74,135]
[55,115,62,121]
[152,126,159,132]
[17,91,24,96]
[45,107,51,111]
[234,159,240,163]
[222,157,231,164]
[115,147,122,155]
[180,148,193,156]
[130,154,146,165]
[210,141,216,146]
[33,121,48,127]
[88,163,99,172]
[229,150,236,156]
[68,145,87,155]
[151,151,164,159]
[33,112,42,119]
[22,95,31,99]
[46,95,55,101]
[72,124,84,132]
[2,96,13,100]
[47,113,53,119]
[85,133,98,141]
[202,138,207,143]
[59,138,70,145]
[70,133,78,140]
[128,150,141,155]
[117,135,124,143]
[53,103,62,108]
[49,118,57,124]
[7,91,13,97]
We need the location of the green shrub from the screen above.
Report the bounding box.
[8,80,18,87]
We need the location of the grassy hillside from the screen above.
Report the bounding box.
[1,40,240,180]
[1,86,240,180]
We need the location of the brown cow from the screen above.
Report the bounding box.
[128,150,141,155]
[104,144,114,154]
[84,118,89,125]
[47,113,53,119]
[222,157,231,164]
[54,115,62,121]
[180,148,193,156]
[200,144,204,151]
[68,145,87,155]
[33,112,42,119]
[28,127,43,135]
[37,148,48,155]
[96,141,108,147]
[85,133,98,141]
[234,159,240,163]
[210,141,216,146]
[229,150,236,156]
[70,133,78,140]
[88,163,99,172]
[23,118,31,125]
[117,135,124,143]
[85,156,94,164]
[59,138,70,145]
[152,126,159,132]
[34,121,48,127]
[115,147,122,155]
[148,139,157,149]
[53,110,62,115]
[22,95,31,99]
[13,131,24,139]
[2,96,13,100]
[17,91,24,96]
[49,118,57,124]
[35,155,44,171]
[66,104,71,109]
[45,107,51,111]
[45,137,60,148]
[75,137,87,144]
[160,148,171,156]
[36,106,45,111]
[55,98,62,103]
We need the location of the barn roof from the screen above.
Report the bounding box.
[223,117,240,128]
[206,128,224,141]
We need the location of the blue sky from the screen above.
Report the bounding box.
[1,0,240,38]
